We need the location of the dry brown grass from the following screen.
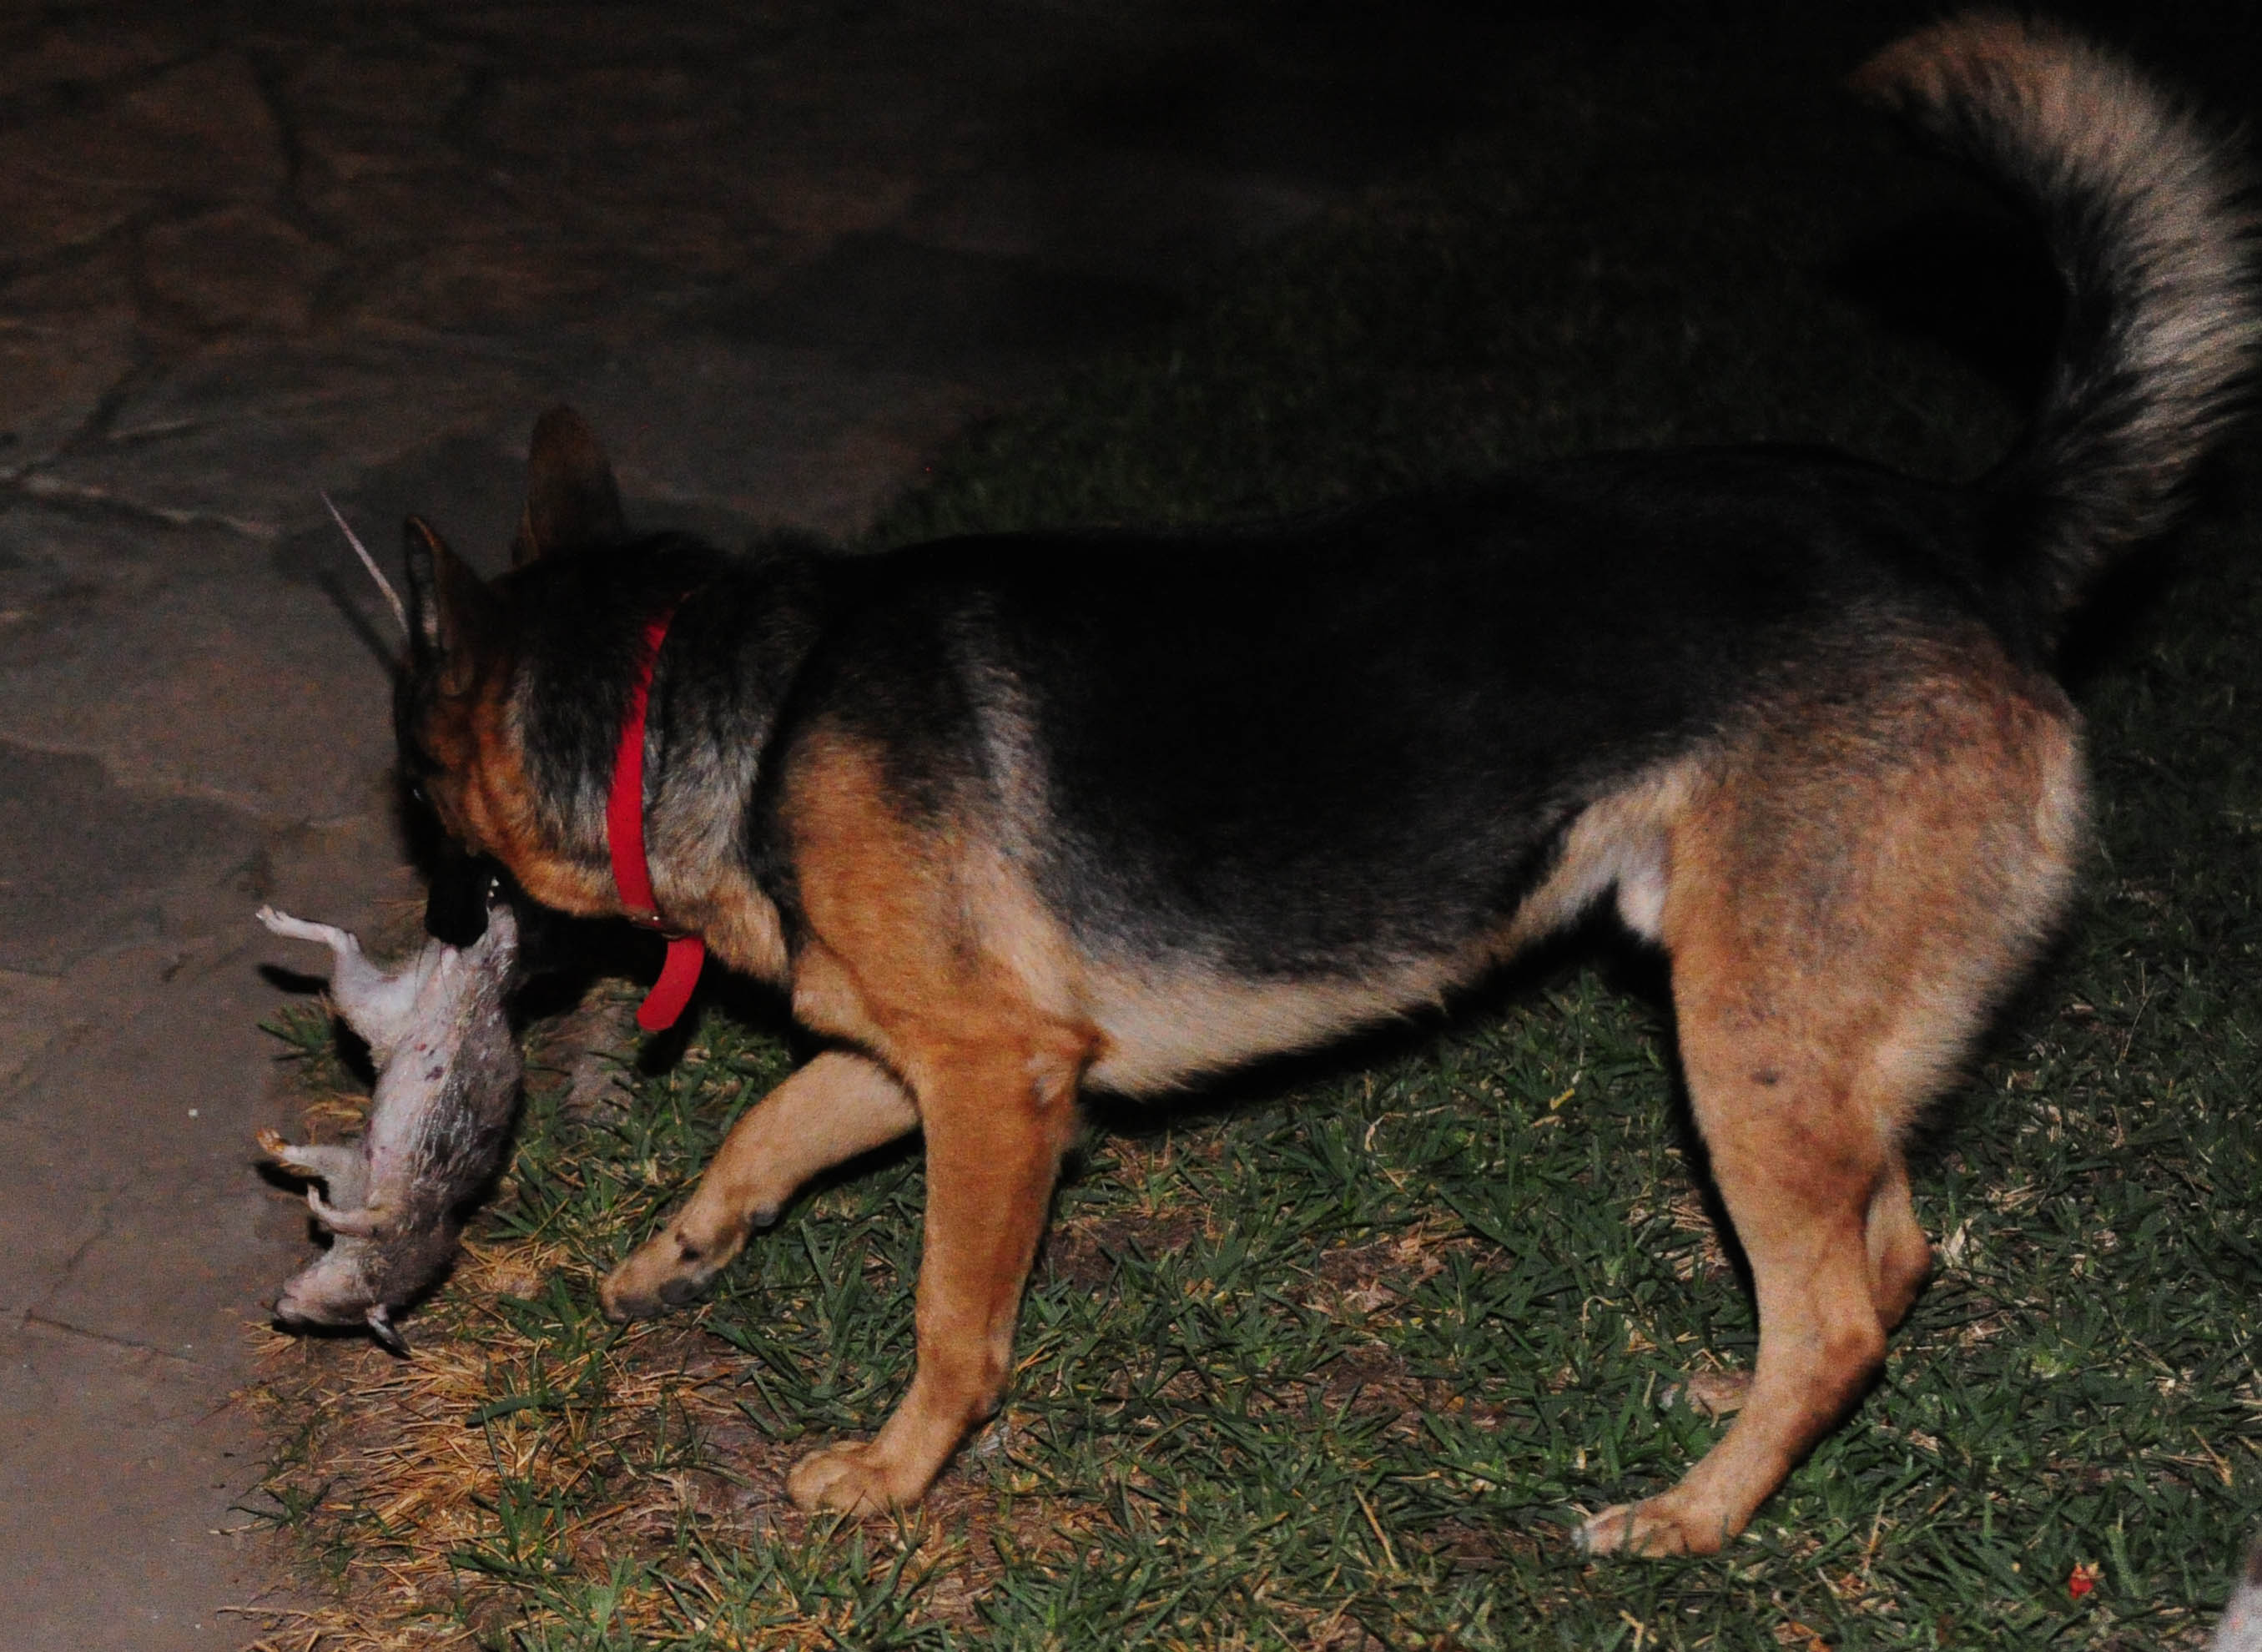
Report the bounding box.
[243,1180,1106,1647]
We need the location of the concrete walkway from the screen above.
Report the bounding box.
[0,4,1509,1644]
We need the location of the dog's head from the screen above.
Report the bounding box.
[395,407,632,922]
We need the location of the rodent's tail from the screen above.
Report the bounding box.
[1851,13,2261,645]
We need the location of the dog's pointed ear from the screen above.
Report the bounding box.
[511,405,627,567]
[403,516,502,695]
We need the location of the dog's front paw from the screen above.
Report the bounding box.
[597,1231,725,1322]
[786,1439,913,1516]
[1576,1497,1728,1558]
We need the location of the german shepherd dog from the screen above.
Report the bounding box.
[392,17,2258,1555]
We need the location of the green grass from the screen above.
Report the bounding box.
[254,25,2262,1649]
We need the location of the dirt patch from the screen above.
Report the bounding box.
[1038,1210,1202,1290]
[1306,1227,1460,1317]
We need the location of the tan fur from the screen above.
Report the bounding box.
[757,732,1101,1513]
[409,666,609,918]
[1082,962,1464,1095]
[1579,632,2083,1555]
[1501,758,1706,949]
[659,856,792,985]
[415,654,792,975]
[471,695,615,914]
[418,682,533,884]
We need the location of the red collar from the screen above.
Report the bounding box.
[607,602,706,1031]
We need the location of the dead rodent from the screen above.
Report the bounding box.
[256,899,522,1352]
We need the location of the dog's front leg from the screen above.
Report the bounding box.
[601,1050,919,1319]
[786,1036,1081,1516]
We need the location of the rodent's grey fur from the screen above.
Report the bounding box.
[2214,1539,2262,1652]
[256,900,521,1351]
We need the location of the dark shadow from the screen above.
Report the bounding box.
[1025,1,1526,184]
[2053,536,2195,688]
[256,962,330,997]
[263,1316,407,1356]
[1826,200,2255,689]
[1821,204,2062,404]
[254,974,379,1088]
[708,234,1185,380]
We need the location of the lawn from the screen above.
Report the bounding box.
[248,15,2262,1649]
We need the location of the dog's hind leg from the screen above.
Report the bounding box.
[599,1050,918,1319]
[1867,1155,1931,1332]
[1583,949,1897,1557]
[1580,659,2083,1557]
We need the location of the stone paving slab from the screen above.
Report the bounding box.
[0,816,411,1650]
[0,2,1515,1643]
[1,1317,271,1652]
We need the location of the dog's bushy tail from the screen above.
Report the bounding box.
[1852,13,2261,646]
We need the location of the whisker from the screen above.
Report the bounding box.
[321,491,408,637]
